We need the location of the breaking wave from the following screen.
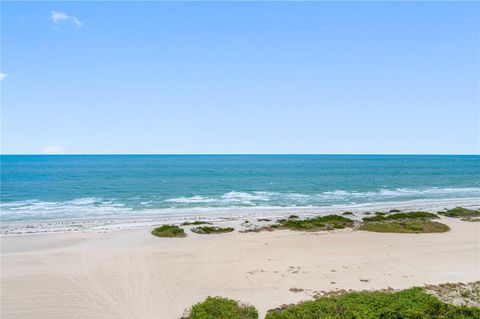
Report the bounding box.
[2,187,479,223]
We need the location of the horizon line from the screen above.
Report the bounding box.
[1,153,479,156]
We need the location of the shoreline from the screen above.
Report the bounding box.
[2,216,479,318]
[1,197,479,235]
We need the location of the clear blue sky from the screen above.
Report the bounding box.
[1,1,479,154]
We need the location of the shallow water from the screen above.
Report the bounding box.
[1,155,479,223]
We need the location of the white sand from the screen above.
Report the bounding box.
[1,217,479,318]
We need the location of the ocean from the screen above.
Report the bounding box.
[1,155,479,230]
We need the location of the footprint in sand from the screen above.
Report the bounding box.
[287,266,302,274]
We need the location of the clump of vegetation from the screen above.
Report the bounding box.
[181,221,212,226]
[151,225,186,238]
[461,217,480,222]
[424,281,480,307]
[275,215,354,231]
[257,218,272,222]
[241,220,251,226]
[389,209,401,213]
[360,210,449,234]
[438,207,480,218]
[265,287,480,319]
[363,211,438,222]
[191,226,234,234]
[360,220,450,233]
[242,215,353,233]
[182,296,258,319]
[342,211,354,216]
[288,215,299,219]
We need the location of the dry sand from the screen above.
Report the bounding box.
[1,217,479,318]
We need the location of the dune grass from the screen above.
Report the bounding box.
[360,220,450,233]
[362,211,438,222]
[244,215,354,233]
[181,221,212,226]
[389,209,401,213]
[151,225,186,238]
[191,226,234,234]
[360,211,449,233]
[438,207,480,218]
[276,215,353,231]
[182,296,258,319]
[265,287,480,319]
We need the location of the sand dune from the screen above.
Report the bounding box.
[1,217,479,318]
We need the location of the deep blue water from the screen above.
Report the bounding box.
[1,155,479,222]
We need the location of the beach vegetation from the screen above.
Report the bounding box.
[288,215,299,219]
[181,221,212,226]
[438,207,480,218]
[360,220,450,233]
[183,296,258,319]
[362,211,438,222]
[265,287,480,319]
[389,209,401,213]
[342,212,353,216]
[151,225,186,238]
[242,215,353,233]
[191,226,234,234]
[276,215,353,231]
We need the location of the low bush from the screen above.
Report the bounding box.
[389,209,401,213]
[242,215,353,233]
[363,211,438,222]
[360,220,450,233]
[438,207,480,218]
[191,226,234,234]
[181,221,212,226]
[183,296,258,319]
[265,287,480,319]
[277,215,354,231]
[151,225,186,238]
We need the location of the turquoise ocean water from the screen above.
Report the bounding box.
[1,155,479,223]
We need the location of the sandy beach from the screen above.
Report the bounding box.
[1,216,479,319]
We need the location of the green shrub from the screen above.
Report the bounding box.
[183,296,258,319]
[277,215,353,231]
[342,212,353,215]
[243,215,353,233]
[360,220,450,233]
[265,287,480,319]
[363,211,437,222]
[191,226,234,234]
[151,225,186,238]
[389,209,401,213]
[387,211,438,220]
[363,215,387,222]
[439,207,480,218]
[181,221,212,226]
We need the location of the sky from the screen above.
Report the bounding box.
[1,1,479,154]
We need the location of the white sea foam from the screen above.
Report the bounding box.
[161,187,480,206]
[2,187,479,227]
[164,195,216,204]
